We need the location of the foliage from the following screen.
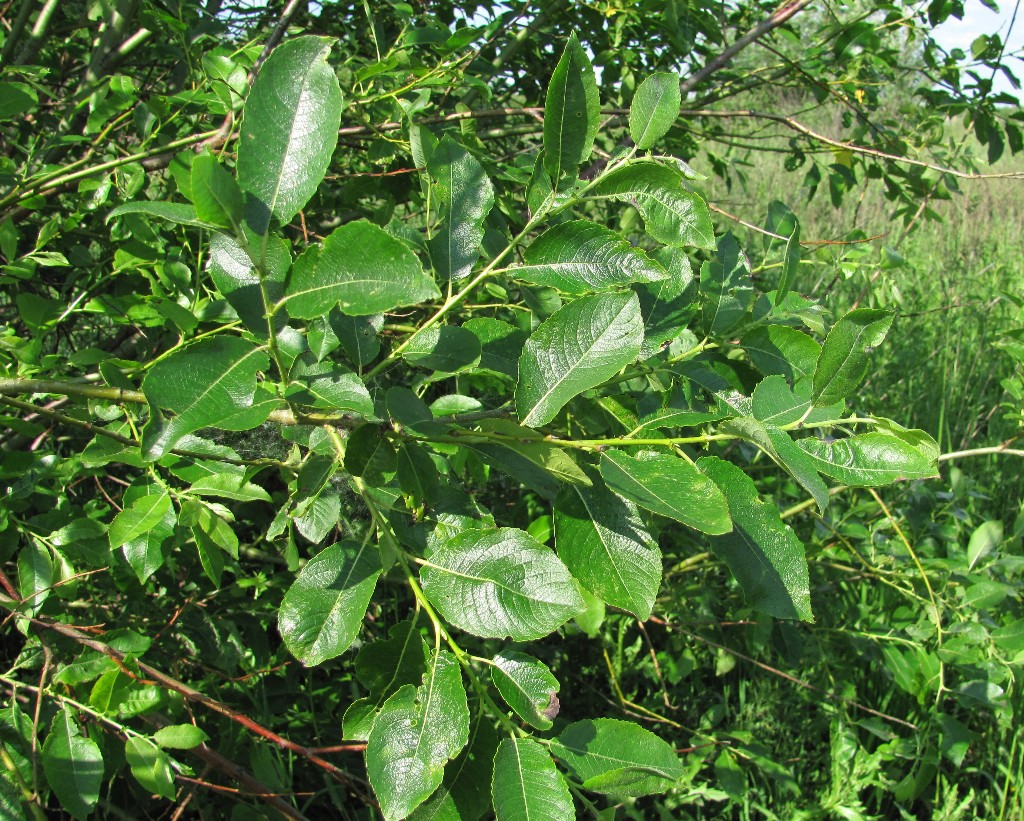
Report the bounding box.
[1,1,1022,819]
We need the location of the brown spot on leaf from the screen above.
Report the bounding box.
[541,691,560,721]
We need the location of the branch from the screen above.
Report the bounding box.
[679,0,814,95]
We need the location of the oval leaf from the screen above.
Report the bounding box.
[279,541,382,666]
[492,737,573,821]
[544,33,600,181]
[796,431,939,486]
[420,528,585,640]
[600,450,732,535]
[237,36,342,234]
[515,220,669,293]
[491,650,560,730]
[697,456,812,621]
[285,220,440,317]
[812,308,894,407]
[516,291,643,428]
[630,71,681,150]
[42,708,104,819]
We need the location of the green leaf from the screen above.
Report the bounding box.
[492,737,573,821]
[721,417,829,513]
[968,520,1003,571]
[544,33,600,181]
[286,361,375,417]
[554,473,662,619]
[464,419,592,501]
[125,737,176,800]
[421,528,585,640]
[285,220,440,318]
[742,325,820,382]
[190,152,243,231]
[588,164,715,249]
[490,650,560,730]
[600,450,732,535]
[122,498,175,584]
[153,724,209,750]
[697,456,812,620]
[403,326,482,373]
[464,318,527,379]
[237,36,342,234]
[344,424,398,486]
[188,473,272,502]
[17,542,53,614]
[636,245,697,358]
[774,221,801,305]
[551,718,684,796]
[106,201,220,229]
[366,650,469,820]
[427,135,494,280]
[408,716,498,821]
[515,220,669,293]
[207,231,290,336]
[141,337,269,460]
[701,232,753,336]
[629,72,681,150]
[812,309,894,406]
[0,81,38,121]
[278,542,382,666]
[89,668,135,715]
[42,709,104,819]
[397,442,441,507]
[796,431,939,486]
[751,375,843,427]
[108,491,172,549]
[516,291,643,428]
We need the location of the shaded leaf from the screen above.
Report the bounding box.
[125,737,176,800]
[403,326,482,373]
[742,325,820,382]
[701,232,753,336]
[190,152,243,231]
[41,709,104,819]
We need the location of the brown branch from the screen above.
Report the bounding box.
[680,0,815,95]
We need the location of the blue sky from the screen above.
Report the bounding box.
[931,0,1024,95]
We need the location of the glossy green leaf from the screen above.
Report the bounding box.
[722,417,829,513]
[697,456,812,620]
[89,668,134,715]
[600,450,732,535]
[491,650,560,730]
[554,473,662,619]
[812,309,894,406]
[207,230,290,336]
[285,220,440,318]
[551,718,684,796]
[630,72,681,149]
[41,708,104,819]
[544,33,600,181]
[701,232,753,336]
[345,618,429,740]
[742,325,820,382]
[492,737,573,821]
[366,650,469,820]
[106,201,220,229]
[420,528,585,640]
[774,220,801,305]
[125,736,176,800]
[279,541,382,666]
[153,724,209,750]
[17,542,52,614]
[515,220,668,293]
[796,431,939,486]
[141,337,269,460]
[188,473,271,502]
[286,361,375,417]
[403,326,482,373]
[408,716,498,821]
[237,36,342,234]
[465,419,591,500]
[123,499,175,584]
[516,291,643,428]
[589,164,715,249]
[427,135,494,280]
[190,152,243,231]
[108,490,172,550]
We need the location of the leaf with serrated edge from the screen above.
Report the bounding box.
[600,450,732,535]
[515,220,668,293]
[421,528,584,640]
[491,650,560,730]
[554,473,661,619]
[550,718,684,797]
[492,737,573,821]
[279,541,382,666]
[698,456,812,620]
[630,72,681,150]
[237,36,342,234]
[517,291,643,428]
[285,220,440,317]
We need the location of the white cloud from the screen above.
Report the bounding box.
[931,0,1023,94]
